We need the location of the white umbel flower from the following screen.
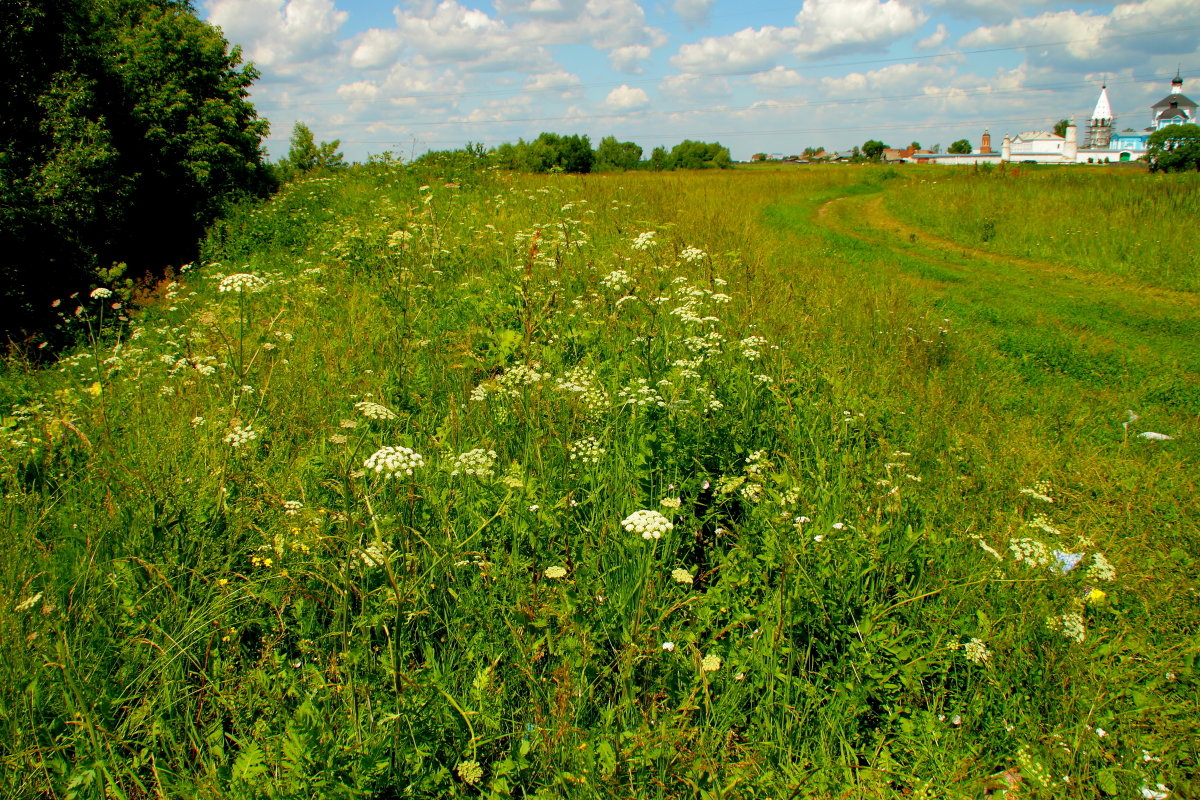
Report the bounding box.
[451,448,498,478]
[218,273,266,293]
[355,401,398,420]
[224,424,257,448]
[364,446,424,478]
[622,509,673,540]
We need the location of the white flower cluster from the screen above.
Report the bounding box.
[618,378,666,408]
[218,273,266,293]
[684,331,725,359]
[556,367,609,416]
[1046,612,1086,643]
[744,449,770,476]
[356,401,398,420]
[568,437,605,464]
[282,500,303,515]
[1009,537,1052,569]
[1086,552,1116,582]
[224,424,257,449]
[962,637,992,665]
[660,496,682,509]
[671,568,694,584]
[622,509,674,540]
[496,362,548,393]
[351,541,390,570]
[90,287,113,299]
[364,445,425,478]
[679,246,707,263]
[700,654,722,672]
[739,335,769,361]
[1019,480,1054,503]
[740,482,765,503]
[600,269,633,290]
[631,231,658,251]
[387,229,414,248]
[543,565,567,579]
[451,448,497,478]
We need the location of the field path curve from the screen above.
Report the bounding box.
[814,191,1199,312]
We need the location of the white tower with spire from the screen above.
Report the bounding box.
[1086,84,1114,149]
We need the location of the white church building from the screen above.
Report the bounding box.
[916,72,1196,165]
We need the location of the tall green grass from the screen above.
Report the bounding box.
[883,166,1200,293]
[1,160,1196,799]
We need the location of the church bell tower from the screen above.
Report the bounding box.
[1086,84,1114,149]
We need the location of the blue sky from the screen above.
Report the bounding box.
[199,0,1200,161]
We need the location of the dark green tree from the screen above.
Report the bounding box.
[948,139,973,154]
[492,133,594,173]
[595,136,642,171]
[668,140,731,169]
[1053,119,1070,138]
[0,0,270,339]
[910,141,921,150]
[1147,124,1200,172]
[649,145,670,171]
[861,139,887,160]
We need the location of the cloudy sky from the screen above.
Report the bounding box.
[200,0,1200,161]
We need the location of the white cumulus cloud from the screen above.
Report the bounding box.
[525,69,584,97]
[205,0,347,70]
[605,84,650,110]
[750,65,805,89]
[659,72,733,100]
[791,0,926,59]
[671,27,795,74]
[916,23,949,50]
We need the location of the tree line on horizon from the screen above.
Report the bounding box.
[490,134,732,173]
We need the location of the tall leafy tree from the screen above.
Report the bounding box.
[490,133,594,173]
[1147,124,1200,172]
[948,139,973,154]
[278,121,347,177]
[0,0,270,340]
[595,136,642,171]
[668,140,731,169]
[861,139,887,160]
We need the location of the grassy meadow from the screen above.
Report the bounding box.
[1,159,1197,799]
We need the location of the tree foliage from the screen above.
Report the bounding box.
[595,136,642,171]
[0,0,271,340]
[493,132,594,173]
[861,140,887,160]
[649,146,670,171]
[278,122,347,177]
[1053,119,1070,138]
[1147,124,1200,172]
[667,140,732,169]
[948,139,973,154]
